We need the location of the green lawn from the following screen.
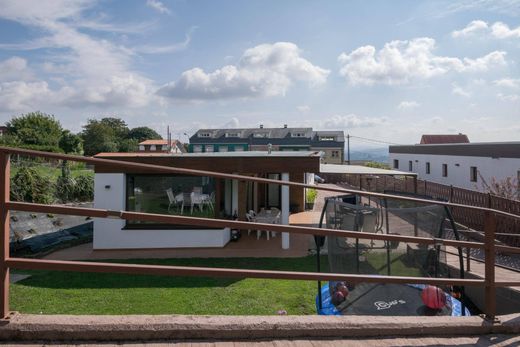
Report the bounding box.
[11,164,93,180]
[12,257,326,315]
[11,253,421,315]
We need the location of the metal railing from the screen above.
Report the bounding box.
[1,146,520,321]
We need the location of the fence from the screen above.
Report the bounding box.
[321,173,520,247]
[1,147,520,322]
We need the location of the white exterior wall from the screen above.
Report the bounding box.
[389,153,520,191]
[93,173,230,250]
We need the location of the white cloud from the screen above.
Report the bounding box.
[497,93,519,101]
[157,42,330,100]
[451,20,489,37]
[491,22,520,39]
[398,101,420,110]
[452,20,520,39]
[0,0,158,111]
[0,56,32,82]
[297,105,311,113]
[319,114,387,129]
[452,83,471,97]
[0,80,53,112]
[440,0,520,17]
[134,27,196,54]
[493,78,520,88]
[146,0,171,14]
[221,117,240,128]
[338,38,506,85]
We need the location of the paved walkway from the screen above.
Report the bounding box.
[4,335,520,346]
[43,232,313,260]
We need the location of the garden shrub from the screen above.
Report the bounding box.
[73,174,94,201]
[56,175,76,202]
[10,167,54,204]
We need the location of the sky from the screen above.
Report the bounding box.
[0,0,519,148]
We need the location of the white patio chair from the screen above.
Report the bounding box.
[180,192,193,214]
[202,191,215,211]
[166,188,176,212]
[190,192,205,213]
[245,212,254,236]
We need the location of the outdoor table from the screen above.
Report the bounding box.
[255,210,281,238]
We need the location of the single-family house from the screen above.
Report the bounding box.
[92,150,321,250]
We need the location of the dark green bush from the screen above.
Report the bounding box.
[56,175,76,202]
[73,174,94,201]
[10,167,54,204]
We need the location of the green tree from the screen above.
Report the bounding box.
[81,118,129,156]
[59,130,83,155]
[7,112,63,148]
[98,117,129,139]
[119,138,139,152]
[58,130,84,178]
[128,126,162,143]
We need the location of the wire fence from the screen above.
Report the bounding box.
[320,173,520,247]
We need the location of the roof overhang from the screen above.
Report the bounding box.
[319,164,417,177]
[94,151,321,175]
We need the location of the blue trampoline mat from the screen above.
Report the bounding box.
[316,282,470,316]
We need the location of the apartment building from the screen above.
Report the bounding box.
[188,125,345,164]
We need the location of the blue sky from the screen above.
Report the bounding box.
[0,0,519,147]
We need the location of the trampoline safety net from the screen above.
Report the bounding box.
[317,194,468,316]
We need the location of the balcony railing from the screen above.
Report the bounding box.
[1,146,520,321]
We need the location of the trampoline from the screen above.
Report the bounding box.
[315,193,470,317]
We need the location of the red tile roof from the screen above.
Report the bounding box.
[420,134,470,144]
[94,152,174,157]
[138,139,178,145]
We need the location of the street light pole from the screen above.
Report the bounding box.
[347,134,350,165]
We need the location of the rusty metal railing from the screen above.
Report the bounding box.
[1,146,520,321]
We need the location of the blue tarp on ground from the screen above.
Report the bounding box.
[10,221,93,256]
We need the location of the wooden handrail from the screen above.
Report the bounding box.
[1,146,519,220]
[6,258,485,287]
[7,201,487,250]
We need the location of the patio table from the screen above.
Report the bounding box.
[254,210,281,239]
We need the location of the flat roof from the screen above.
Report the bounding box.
[95,150,322,158]
[320,164,417,176]
[93,151,321,174]
[389,142,520,159]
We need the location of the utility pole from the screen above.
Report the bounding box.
[347,134,350,165]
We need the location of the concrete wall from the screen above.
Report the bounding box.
[312,147,344,164]
[93,173,230,250]
[389,153,520,191]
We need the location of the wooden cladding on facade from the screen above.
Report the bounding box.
[93,155,320,175]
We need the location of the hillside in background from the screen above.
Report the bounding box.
[347,147,389,163]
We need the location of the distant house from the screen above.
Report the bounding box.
[420,134,470,144]
[389,137,520,192]
[188,125,345,164]
[0,126,7,136]
[138,139,185,153]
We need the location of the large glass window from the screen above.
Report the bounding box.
[470,166,478,182]
[126,174,216,228]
